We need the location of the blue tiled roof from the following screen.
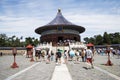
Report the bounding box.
[35,9,85,34]
[46,9,73,25]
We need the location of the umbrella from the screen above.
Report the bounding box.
[87,43,94,47]
[26,44,33,49]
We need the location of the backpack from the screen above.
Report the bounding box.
[57,52,61,57]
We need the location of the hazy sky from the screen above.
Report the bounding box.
[0,0,120,41]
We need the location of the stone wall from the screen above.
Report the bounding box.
[0,50,26,55]
[0,47,26,55]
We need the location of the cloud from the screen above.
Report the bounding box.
[0,16,45,39]
[63,13,120,40]
[65,13,120,29]
[0,0,120,41]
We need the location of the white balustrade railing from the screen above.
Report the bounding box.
[36,42,87,51]
[69,42,87,49]
[36,42,52,50]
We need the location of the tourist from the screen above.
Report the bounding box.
[0,52,2,56]
[75,49,80,62]
[41,51,45,61]
[86,47,94,69]
[56,49,62,64]
[50,50,54,61]
[97,48,101,55]
[46,50,51,63]
[81,48,86,62]
[116,49,120,59]
[67,50,70,60]
[35,50,39,62]
[93,48,96,56]
[55,52,58,63]
[69,49,75,61]
[64,50,68,63]
[101,49,104,56]
[112,49,116,57]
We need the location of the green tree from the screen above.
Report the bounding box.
[14,37,21,47]
[25,37,33,46]
[103,32,111,45]
[0,34,40,47]
[83,37,89,44]
[89,37,95,44]
[83,32,120,45]
[0,34,8,46]
[112,32,120,44]
[25,37,39,46]
[34,38,39,46]
[9,35,17,47]
[94,35,103,45]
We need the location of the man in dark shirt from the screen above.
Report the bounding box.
[56,49,62,64]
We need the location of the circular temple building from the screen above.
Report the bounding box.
[35,9,85,46]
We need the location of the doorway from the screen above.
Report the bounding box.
[58,36,63,42]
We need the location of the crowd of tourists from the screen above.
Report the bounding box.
[33,46,120,69]
[34,46,95,69]
[96,48,120,58]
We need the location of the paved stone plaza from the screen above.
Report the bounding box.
[67,55,120,80]
[0,54,120,80]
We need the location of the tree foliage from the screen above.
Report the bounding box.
[0,32,120,47]
[0,34,39,47]
[84,32,120,45]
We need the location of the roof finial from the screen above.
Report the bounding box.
[58,8,61,13]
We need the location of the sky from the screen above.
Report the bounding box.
[0,0,120,41]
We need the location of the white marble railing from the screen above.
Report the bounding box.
[36,42,52,50]
[36,42,87,50]
[69,42,87,49]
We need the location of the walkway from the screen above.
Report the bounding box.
[51,57,72,80]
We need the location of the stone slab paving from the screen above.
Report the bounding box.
[0,55,35,80]
[5,62,40,80]
[93,55,120,77]
[51,57,72,80]
[0,54,120,80]
[67,54,120,80]
[0,55,55,80]
[9,62,55,80]
[67,62,117,80]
